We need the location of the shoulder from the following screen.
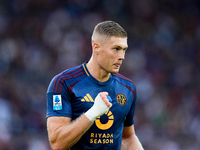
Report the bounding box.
[57,65,84,79]
[112,73,136,90]
[48,64,87,93]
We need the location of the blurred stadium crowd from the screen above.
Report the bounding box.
[0,0,200,149]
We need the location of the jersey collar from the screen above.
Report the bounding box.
[82,62,113,86]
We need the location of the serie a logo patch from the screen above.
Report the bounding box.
[53,95,62,110]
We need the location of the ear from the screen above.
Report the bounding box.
[92,42,100,55]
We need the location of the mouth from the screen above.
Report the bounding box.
[113,63,121,68]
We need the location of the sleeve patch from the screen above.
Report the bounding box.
[53,95,62,110]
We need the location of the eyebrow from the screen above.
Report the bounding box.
[113,45,128,49]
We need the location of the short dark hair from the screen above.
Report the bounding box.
[93,21,127,38]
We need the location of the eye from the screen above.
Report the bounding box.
[114,47,119,51]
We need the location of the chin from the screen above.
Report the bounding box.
[110,69,119,73]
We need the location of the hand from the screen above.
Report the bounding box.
[85,92,112,121]
[98,92,112,108]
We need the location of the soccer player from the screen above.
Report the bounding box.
[46,21,144,150]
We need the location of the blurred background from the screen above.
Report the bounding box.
[0,0,200,149]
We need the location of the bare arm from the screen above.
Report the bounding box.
[121,125,144,150]
[47,114,93,150]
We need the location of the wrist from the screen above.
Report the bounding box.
[84,107,97,122]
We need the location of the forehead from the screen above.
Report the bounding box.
[105,36,128,48]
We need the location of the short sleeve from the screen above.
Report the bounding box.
[46,76,72,118]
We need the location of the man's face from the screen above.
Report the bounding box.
[96,36,128,73]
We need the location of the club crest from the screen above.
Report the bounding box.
[116,93,127,106]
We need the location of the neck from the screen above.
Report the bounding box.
[86,58,110,82]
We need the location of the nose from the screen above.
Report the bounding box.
[119,50,125,60]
